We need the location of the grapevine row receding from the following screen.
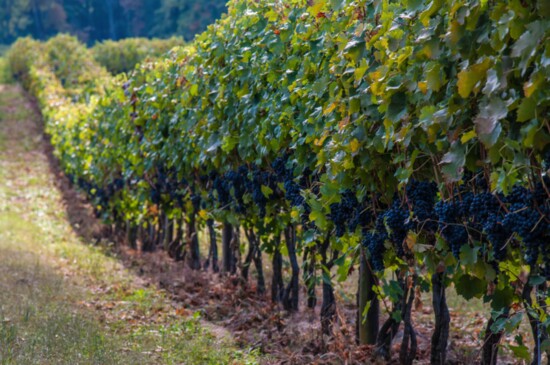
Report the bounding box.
[8,0,550,363]
[91,37,186,74]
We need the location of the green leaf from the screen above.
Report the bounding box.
[490,287,514,310]
[309,209,327,230]
[354,59,369,83]
[482,69,501,95]
[455,274,486,300]
[529,275,546,287]
[361,300,372,323]
[349,97,361,114]
[509,344,530,360]
[521,120,540,148]
[517,97,536,122]
[459,244,479,266]
[344,37,365,63]
[261,185,273,198]
[425,62,443,91]
[386,92,407,122]
[440,142,465,182]
[221,135,238,152]
[419,0,443,26]
[474,97,506,147]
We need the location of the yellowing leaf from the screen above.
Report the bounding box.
[338,116,350,129]
[523,74,544,98]
[198,209,208,219]
[323,102,338,115]
[308,0,326,17]
[354,60,369,83]
[448,20,462,45]
[314,133,328,146]
[419,0,443,26]
[417,81,428,94]
[457,59,491,98]
[405,232,417,251]
[460,130,477,143]
[350,138,360,153]
[189,83,199,96]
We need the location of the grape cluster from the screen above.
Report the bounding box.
[468,192,500,228]
[225,166,248,214]
[474,173,489,192]
[272,155,291,181]
[406,180,437,232]
[483,215,509,262]
[328,190,358,237]
[362,217,388,271]
[349,203,372,233]
[383,200,412,257]
[250,169,268,217]
[435,200,468,258]
[503,203,545,265]
[212,173,230,207]
[503,185,532,205]
[284,178,304,207]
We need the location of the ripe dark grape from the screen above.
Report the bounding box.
[329,203,346,237]
[284,178,304,207]
[251,170,267,217]
[213,175,231,207]
[503,203,544,265]
[113,178,124,191]
[349,204,372,233]
[468,192,500,224]
[150,189,161,205]
[435,200,468,258]
[383,200,412,257]
[474,172,489,192]
[406,180,437,232]
[328,190,358,237]
[272,155,291,181]
[483,214,509,261]
[362,217,387,271]
[362,231,385,271]
[504,185,533,205]
[226,168,248,214]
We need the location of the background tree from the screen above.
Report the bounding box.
[0,0,227,46]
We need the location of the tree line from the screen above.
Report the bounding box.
[0,0,226,45]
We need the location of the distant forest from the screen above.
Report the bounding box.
[0,0,227,44]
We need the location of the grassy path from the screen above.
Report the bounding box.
[0,84,259,365]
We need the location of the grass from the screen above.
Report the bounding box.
[0,84,261,364]
[0,57,13,84]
